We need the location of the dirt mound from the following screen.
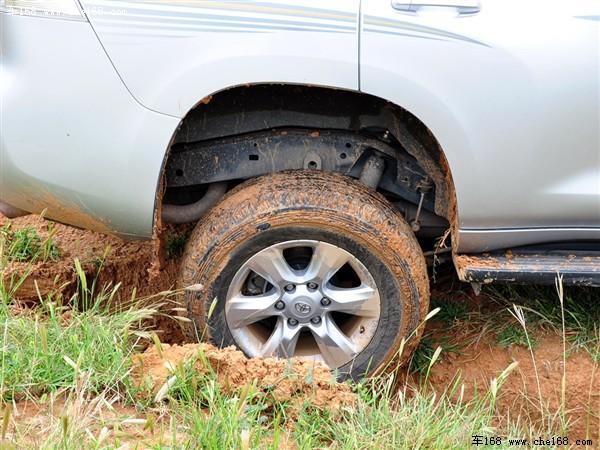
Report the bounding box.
[133,343,356,410]
[428,332,600,442]
[0,213,185,342]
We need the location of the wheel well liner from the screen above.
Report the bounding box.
[160,84,457,223]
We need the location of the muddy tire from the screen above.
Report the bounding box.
[180,170,429,380]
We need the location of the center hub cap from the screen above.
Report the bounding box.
[294,301,312,316]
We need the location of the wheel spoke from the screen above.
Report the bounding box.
[245,247,302,285]
[259,317,301,358]
[226,291,281,328]
[304,242,349,283]
[310,314,357,368]
[322,284,380,318]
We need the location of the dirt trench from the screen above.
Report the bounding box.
[2,214,600,443]
[0,213,185,343]
[426,331,600,443]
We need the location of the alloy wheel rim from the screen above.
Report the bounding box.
[225,240,381,369]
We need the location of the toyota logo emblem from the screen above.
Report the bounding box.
[294,302,312,316]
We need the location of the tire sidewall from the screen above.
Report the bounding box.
[181,171,429,380]
[198,226,409,380]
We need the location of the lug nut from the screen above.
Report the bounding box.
[307,282,318,290]
[284,284,295,292]
[288,318,299,326]
[275,301,285,310]
[320,297,331,306]
[310,316,322,325]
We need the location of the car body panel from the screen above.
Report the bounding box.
[80,0,360,118]
[361,0,600,251]
[0,14,180,237]
[1,1,599,253]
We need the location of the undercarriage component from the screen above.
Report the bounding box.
[393,200,448,237]
[359,156,385,189]
[162,182,227,224]
[171,86,456,221]
[0,201,28,218]
[409,177,434,232]
[455,250,600,286]
[410,193,426,232]
[165,128,435,211]
[389,121,450,218]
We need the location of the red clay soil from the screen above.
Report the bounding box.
[132,342,356,410]
[427,331,600,443]
[0,213,185,343]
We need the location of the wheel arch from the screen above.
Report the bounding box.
[154,83,459,245]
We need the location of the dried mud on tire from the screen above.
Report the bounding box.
[179,170,430,379]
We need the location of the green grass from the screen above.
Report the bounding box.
[0,263,156,402]
[0,296,154,402]
[486,284,600,358]
[410,297,468,375]
[0,223,60,263]
[293,378,509,450]
[496,323,535,349]
[163,370,277,449]
[430,296,469,324]
[410,335,439,374]
[165,230,188,259]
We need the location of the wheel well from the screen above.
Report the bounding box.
[159,84,457,239]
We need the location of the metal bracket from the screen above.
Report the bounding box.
[165,128,437,210]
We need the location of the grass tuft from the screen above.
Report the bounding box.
[486,284,600,359]
[0,298,155,402]
[0,223,60,264]
[430,297,469,324]
[496,323,535,349]
[0,261,158,402]
[165,230,188,259]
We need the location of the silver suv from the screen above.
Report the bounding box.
[1,0,598,378]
